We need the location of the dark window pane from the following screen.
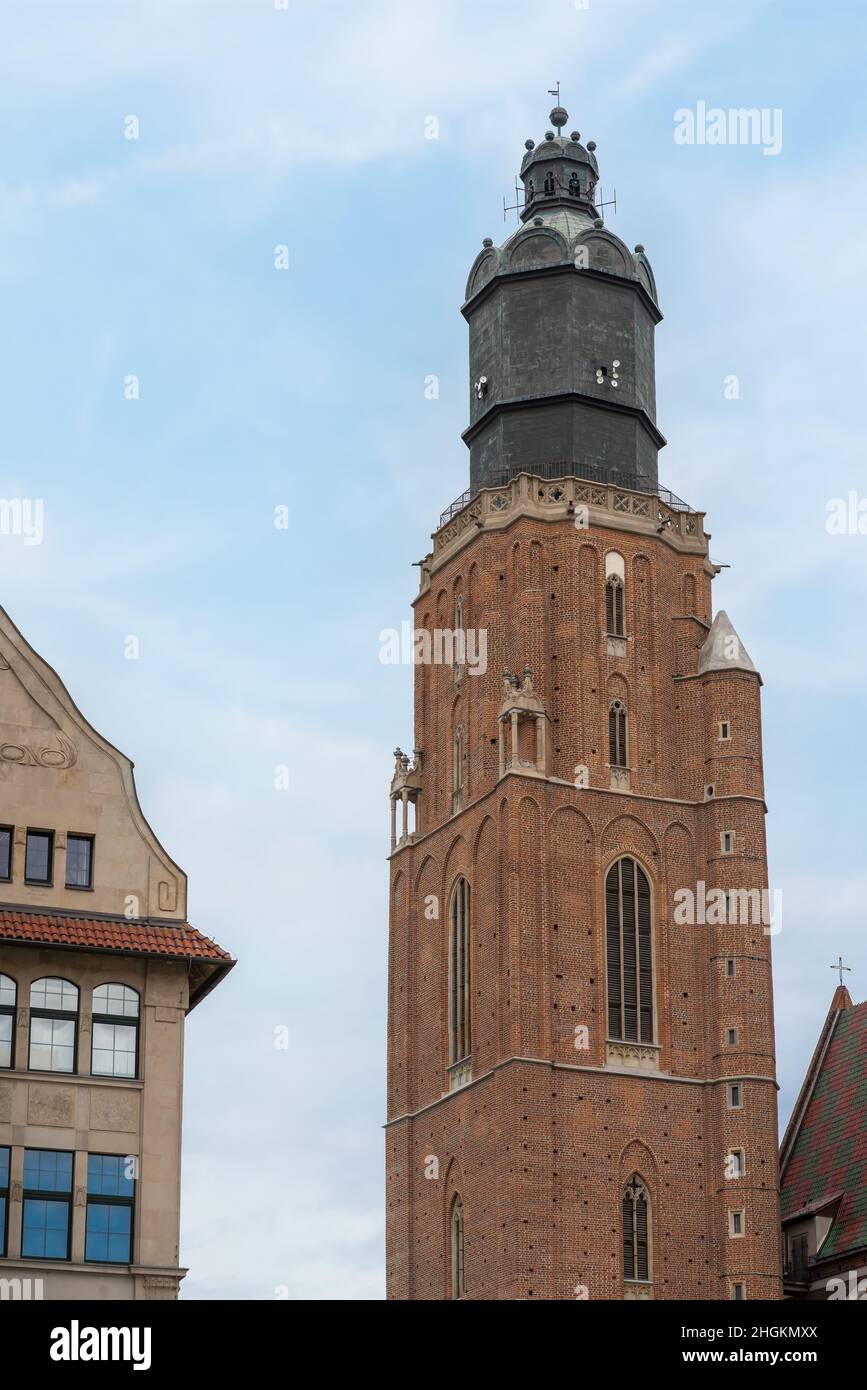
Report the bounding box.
[0,828,11,879]
[86,1202,131,1263]
[0,1195,5,1256]
[24,1148,73,1193]
[87,1153,134,1198]
[65,836,92,888]
[25,831,52,883]
[22,1198,69,1258]
[0,1147,9,1188]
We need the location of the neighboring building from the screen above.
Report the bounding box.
[780,985,867,1299]
[0,606,233,1299]
[385,106,782,1299]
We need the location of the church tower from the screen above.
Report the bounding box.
[385,107,782,1301]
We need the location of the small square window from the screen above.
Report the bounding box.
[727,1083,742,1109]
[720,831,734,855]
[25,830,53,885]
[0,826,12,881]
[65,835,94,889]
[730,1281,746,1300]
[719,720,731,741]
[729,1210,744,1238]
[726,958,736,978]
[727,1027,738,1046]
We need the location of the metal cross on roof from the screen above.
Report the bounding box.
[830,955,852,986]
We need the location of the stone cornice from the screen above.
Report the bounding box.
[387,769,767,863]
[461,389,667,451]
[420,472,707,591]
[384,1055,779,1128]
[461,260,664,326]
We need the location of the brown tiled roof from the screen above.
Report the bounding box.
[0,908,232,963]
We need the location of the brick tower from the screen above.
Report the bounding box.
[385,106,782,1301]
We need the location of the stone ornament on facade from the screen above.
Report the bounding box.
[0,731,77,769]
[389,746,422,849]
[498,667,550,780]
[606,1041,661,1072]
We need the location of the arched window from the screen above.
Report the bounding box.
[609,699,628,768]
[0,974,16,1069]
[606,857,653,1043]
[452,726,464,812]
[29,978,79,1073]
[92,984,139,1079]
[455,595,465,675]
[544,170,556,195]
[623,1175,651,1283]
[449,879,471,1064]
[450,1195,465,1299]
[606,573,625,636]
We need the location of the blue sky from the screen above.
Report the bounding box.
[1,0,865,1298]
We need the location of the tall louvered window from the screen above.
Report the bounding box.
[622,1175,651,1283]
[606,574,625,636]
[452,726,464,811]
[609,700,628,768]
[450,1195,465,1299]
[448,879,471,1064]
[606,857,653,1042]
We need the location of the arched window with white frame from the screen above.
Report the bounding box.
[29,978,79,1073]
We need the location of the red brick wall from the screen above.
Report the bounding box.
[386,513,782,1300]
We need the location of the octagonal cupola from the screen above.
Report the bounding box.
[519,106,601,219]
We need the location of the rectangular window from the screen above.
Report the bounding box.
[729,1210,744,1238]
[790,1232,809,1279]
[726,958,736,978]
[720,831,733,855]
[730,1281,746,1300]
[85,1154,134,1264]
[0,826,12,881]
[0,974,15,1069]
[91,1021,137,1078]
[24,829,53,884]
[719,720,730,741]
[0,1147,9,1256]
[22,1148,72,1260]
[728,1083,742,1109]
[729,1148,745,1178]
[727,1027,738,1046]
[29,1016,76,1073]
[65,834,94,889]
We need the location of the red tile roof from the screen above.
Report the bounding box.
[0,908,232,963]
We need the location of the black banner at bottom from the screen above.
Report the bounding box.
[1,1295,860,1374]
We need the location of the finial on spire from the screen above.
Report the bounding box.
[830,956,852,987]
[547,82,567,135]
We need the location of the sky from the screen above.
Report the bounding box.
[1,0,866,1299]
